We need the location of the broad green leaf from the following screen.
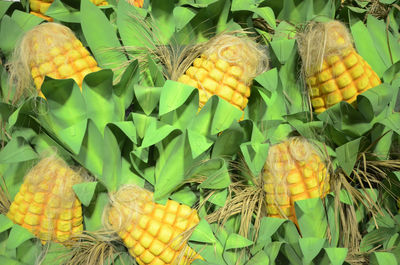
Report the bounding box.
[357,84,392,121]
[81,0,127,79]
[11,10,42,31]
[350,19,386,77]
[6,225,35,249]
[40,243,69,265]
[258,217,287,239]
[240,142,269,176]
[76,119,103,177]
[370,252,398,265]
[383,61,400,83]
[207,189,227,207]
[295,198,328,238]
[131,113,156,139]
[246,251,269,265]
[270,39,296,64]
[113,60,140,110]
[16,240,41,265]
[141,120,178,148]
[0,16,24,56]
[40,78,87,154]
[198,159,231,189]
[187,129,213,159]
[335,138,362,176]
[101,127,121,191]
[255,68,279,92]
[73,182,98,207]
[108,121,137,144]
[0,256,23,265]
[0,1,15,19]
[82,69,122,133]
[324,248,347,265]
[117,0,150,49]
[210,98,242,135]
[170,186,197,206]
[0,215,13,234]
[0,137,37,163]
[190,219,217,244]
[212,122,244,158]
[173,6,196,31]
[84,191,109,231]
[45,0,81,22]
[225,233,253,250]
[151,0,176,43]
[134,85,162,115]
[298,237,326,265]
[159,80,195,116]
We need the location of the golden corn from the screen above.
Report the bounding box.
[127,0,144,7]
[30,0,108,21]
[298,21,381,113]
[106,185,203,265]
[262,137,330,227]
[20,23,101,98]
[7,156,84,243]
[178,34,267,114]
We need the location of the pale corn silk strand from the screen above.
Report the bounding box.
[297,21,353,76]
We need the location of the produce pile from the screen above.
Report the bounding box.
[1,0,400,264]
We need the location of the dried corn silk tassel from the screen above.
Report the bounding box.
[7,22,101,102]
[263,137,330,227]
[105,185,203,265]
[297,21,381,113]
[7,156,84,243]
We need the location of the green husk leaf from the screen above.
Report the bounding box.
[73,182,98,207]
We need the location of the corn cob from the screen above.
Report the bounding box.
[106,185,203,265]
[177,34,268,115]
[297,21,381,114]
[127,0,144,7]
[7,156,84,243]
[29,0,108,21]
[9,22,101,99]
[263,137,330,227]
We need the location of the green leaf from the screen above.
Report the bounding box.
[82,69,122,133]
[350,19,386,77]
[225,233,253,250]
[73,182,98,207]
[45,0,81,23]
[0,256,23,265]
[159,80,195,116]
[197,158,231,190]
[84,191,109,231]
[240,142,269,176]
[370,252,398,265]
[190,219,216,244]
[212,122,244,158]
[6,225,35,249]
[298,237,326,265]
[76,119,104,177]
[255,68,279,92]
[187,130,213,159]
[170,186,197,206]
[101,127,121,191]
[173,6,196,31]
[81,0,127,79]
[270,39,296,64]
[114,60,140,110]
[210,98,242,135]
[295,198,328,238]
[134,85,162,115]
[11,10,42,31]
[335,137,362,176]
[0,1,16,19]
[0,16,23,56]
[40,243,69,265]
[357,84,392,122]
[324,248,347,265]
[207,189,227,207]
[0,137,37,163]
[151,0,175,43]
[246,251,269,265]
[0,215,13,234]
[141,120,178,148]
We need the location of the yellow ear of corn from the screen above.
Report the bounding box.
[298,21,381,114]
[11,22,101,99]
[177,34,268,115]
[30,0,108,21]
[106,185,203,265]
[127,0,144,7]
[7,156,84,243]
[262,137,330,227]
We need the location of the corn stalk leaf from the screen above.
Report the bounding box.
[0,16,24,56]
[81,0,127,79]
[0,137,37,164]
[11,10,42,31]
[299,237,327,265]
[73,182,98,207]
[6,225,35,250]
[335,137,362,176]
[324,248,348,265]
[190,219,217,244]
[0,215,13,234]
[134,85,162,115]
[159,80,196,116]
[44,0,80,23]
[295,198,328,239]
[370,251,398,265]
[83,191,109,231]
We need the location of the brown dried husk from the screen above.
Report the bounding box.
[6,22,78,104]
[297,20,354,76]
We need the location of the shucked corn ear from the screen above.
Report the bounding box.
[8,22,101,100]
[29,0,109,21]
[263,137,330,227]
[7,156,84,243]
[105,185,203,265]
[297,21,381,113]
[178,34,268,115]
